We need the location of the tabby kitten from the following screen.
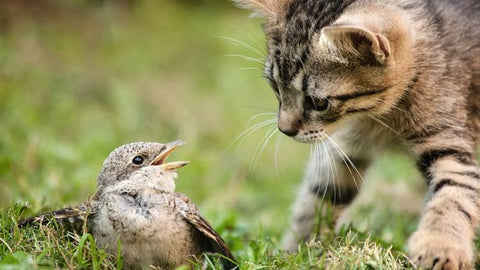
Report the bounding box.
[235,0,480,269]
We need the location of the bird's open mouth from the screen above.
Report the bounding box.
[150,140,189,170]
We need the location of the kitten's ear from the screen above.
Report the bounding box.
[234,0,292,20]
[320,26,391,65]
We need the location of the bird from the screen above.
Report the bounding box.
[19,141,237,269]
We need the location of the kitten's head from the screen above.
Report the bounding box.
[236,0,412,143]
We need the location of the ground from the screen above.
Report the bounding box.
[0,1,449,269]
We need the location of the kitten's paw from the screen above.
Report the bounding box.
[408,230,473,270]
[282,233,300,253]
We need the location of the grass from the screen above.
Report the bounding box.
[0,1,431,269]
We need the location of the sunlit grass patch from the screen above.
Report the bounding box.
[0,203,116,269]
[235,229,414,269]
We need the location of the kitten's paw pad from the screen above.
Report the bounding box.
[408,231,473,270]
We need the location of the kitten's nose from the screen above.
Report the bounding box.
[278,114,302,137]
[279,126,298,136]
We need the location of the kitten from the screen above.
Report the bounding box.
[235,0,480,269]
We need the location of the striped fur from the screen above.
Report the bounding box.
[237,0,480,269]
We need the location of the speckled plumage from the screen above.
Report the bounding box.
[19,141,236,269]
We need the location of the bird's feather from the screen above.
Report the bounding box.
[18,201,96,233]
[174,192,237,269]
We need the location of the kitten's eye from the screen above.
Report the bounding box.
[305,96,329,111]
[132,156,144,165]
[316,98,329,111]
[302,76,309,92]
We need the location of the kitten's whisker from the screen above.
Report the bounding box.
[313,143,320,197]
[246,112,277,127]
[274,133,282,177]
[225,24,267,56]
[311,144,316,176]
[237,67,261,71]
[330,143,339,180]
[312,143,320,198]
[222,54,265,65]
[318,143,328,201]
[324,141,337,206]
[330,143,360,192]
[376,99,408,113]
[324,135,363,191]
[238,30,267,56]
[231,105,277,113]
[310,144,317,191]
[236,119,277,147]
[326,141,340,204]
[250,126,278,173]
[320,142,331,201]
[228,119,277,149]
[212,35,266,58]
[368,115,399,135]
[311,143,322,198]
[328,142,359,193]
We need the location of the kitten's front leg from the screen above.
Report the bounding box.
[409,142,480,270]
[283,141,370,252]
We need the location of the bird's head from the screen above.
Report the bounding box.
[97,141,188,192]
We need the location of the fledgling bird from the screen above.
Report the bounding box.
[19,141,236,269]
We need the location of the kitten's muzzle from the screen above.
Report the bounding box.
[278,113,302,137]
[151,140,189,170]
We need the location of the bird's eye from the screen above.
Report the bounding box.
[132,156,144,165]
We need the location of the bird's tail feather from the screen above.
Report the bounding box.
[18,203,91,233]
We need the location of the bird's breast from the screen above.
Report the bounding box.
[92,192,204,268]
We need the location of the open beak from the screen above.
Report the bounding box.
[150,140,189,170]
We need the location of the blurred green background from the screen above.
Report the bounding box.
[0,0,310,235]
[0,0,426,266]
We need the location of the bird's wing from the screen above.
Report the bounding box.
[174,192,236,268]
[18,201,96,233]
